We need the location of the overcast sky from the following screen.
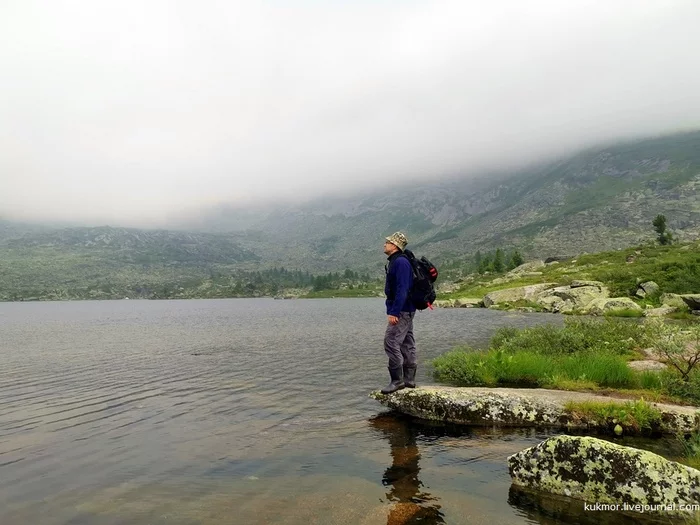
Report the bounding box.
[1,0,699,227]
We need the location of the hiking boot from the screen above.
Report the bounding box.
[403,364,417,388]
[381,367,405,394]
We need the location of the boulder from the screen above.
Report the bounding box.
[482,283,557,308]
[644,306,678,317]
[635,281,660,298]
[507,261,545,275]
[536,295,571,313]
[681,294,700,310]
[661,293,687,308]
[508,435,700,518]
[534,283,609,313]
[584,297,643,316]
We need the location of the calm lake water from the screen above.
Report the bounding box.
[0,299,680,524]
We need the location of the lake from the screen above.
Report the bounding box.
[0,298,674,524]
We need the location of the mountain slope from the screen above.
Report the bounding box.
[185,131,700,272]
[0,226,260,301]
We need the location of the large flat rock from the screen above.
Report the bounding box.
[370,386,700,434]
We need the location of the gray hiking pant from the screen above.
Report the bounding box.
[384,311,417,370]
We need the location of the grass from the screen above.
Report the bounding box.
[431,317,700,405]
[564,399,662,433]
[432,349,638,389]
[677,431,700,470]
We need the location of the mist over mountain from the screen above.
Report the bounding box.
[162,131,700,272]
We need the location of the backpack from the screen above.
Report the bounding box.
[402,249,439,310]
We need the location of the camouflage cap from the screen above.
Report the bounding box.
[385,231,408,251]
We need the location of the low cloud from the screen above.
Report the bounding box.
[1,0,699,227]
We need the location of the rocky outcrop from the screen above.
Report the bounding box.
[534,281,609,313]
[482,283,557,308]
[369,386,700,435]
[508,435,700,518]
[584,297,643,315]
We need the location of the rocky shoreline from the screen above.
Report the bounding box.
[371,386,700,518]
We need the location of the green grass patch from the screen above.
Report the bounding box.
[564,399,662,433]
[432,348,638,389]
[431,317,700,404]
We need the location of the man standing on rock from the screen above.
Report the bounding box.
[381,232,417,394]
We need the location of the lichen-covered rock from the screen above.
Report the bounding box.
[661,293,687,308]
[508,435,700,517]
[369,387,700,435]
[584,297,643,315]
[482,283,557,308]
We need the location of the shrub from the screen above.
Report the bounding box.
[645,319,700,381]
[491,317,646,356]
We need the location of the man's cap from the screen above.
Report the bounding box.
[385,232,408,251]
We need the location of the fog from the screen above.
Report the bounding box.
[1,0,699,227]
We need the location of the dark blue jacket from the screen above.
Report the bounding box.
[385,252,415,316]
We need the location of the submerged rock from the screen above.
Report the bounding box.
[508,435,700,517]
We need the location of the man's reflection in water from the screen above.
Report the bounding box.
[369,413,445,525]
